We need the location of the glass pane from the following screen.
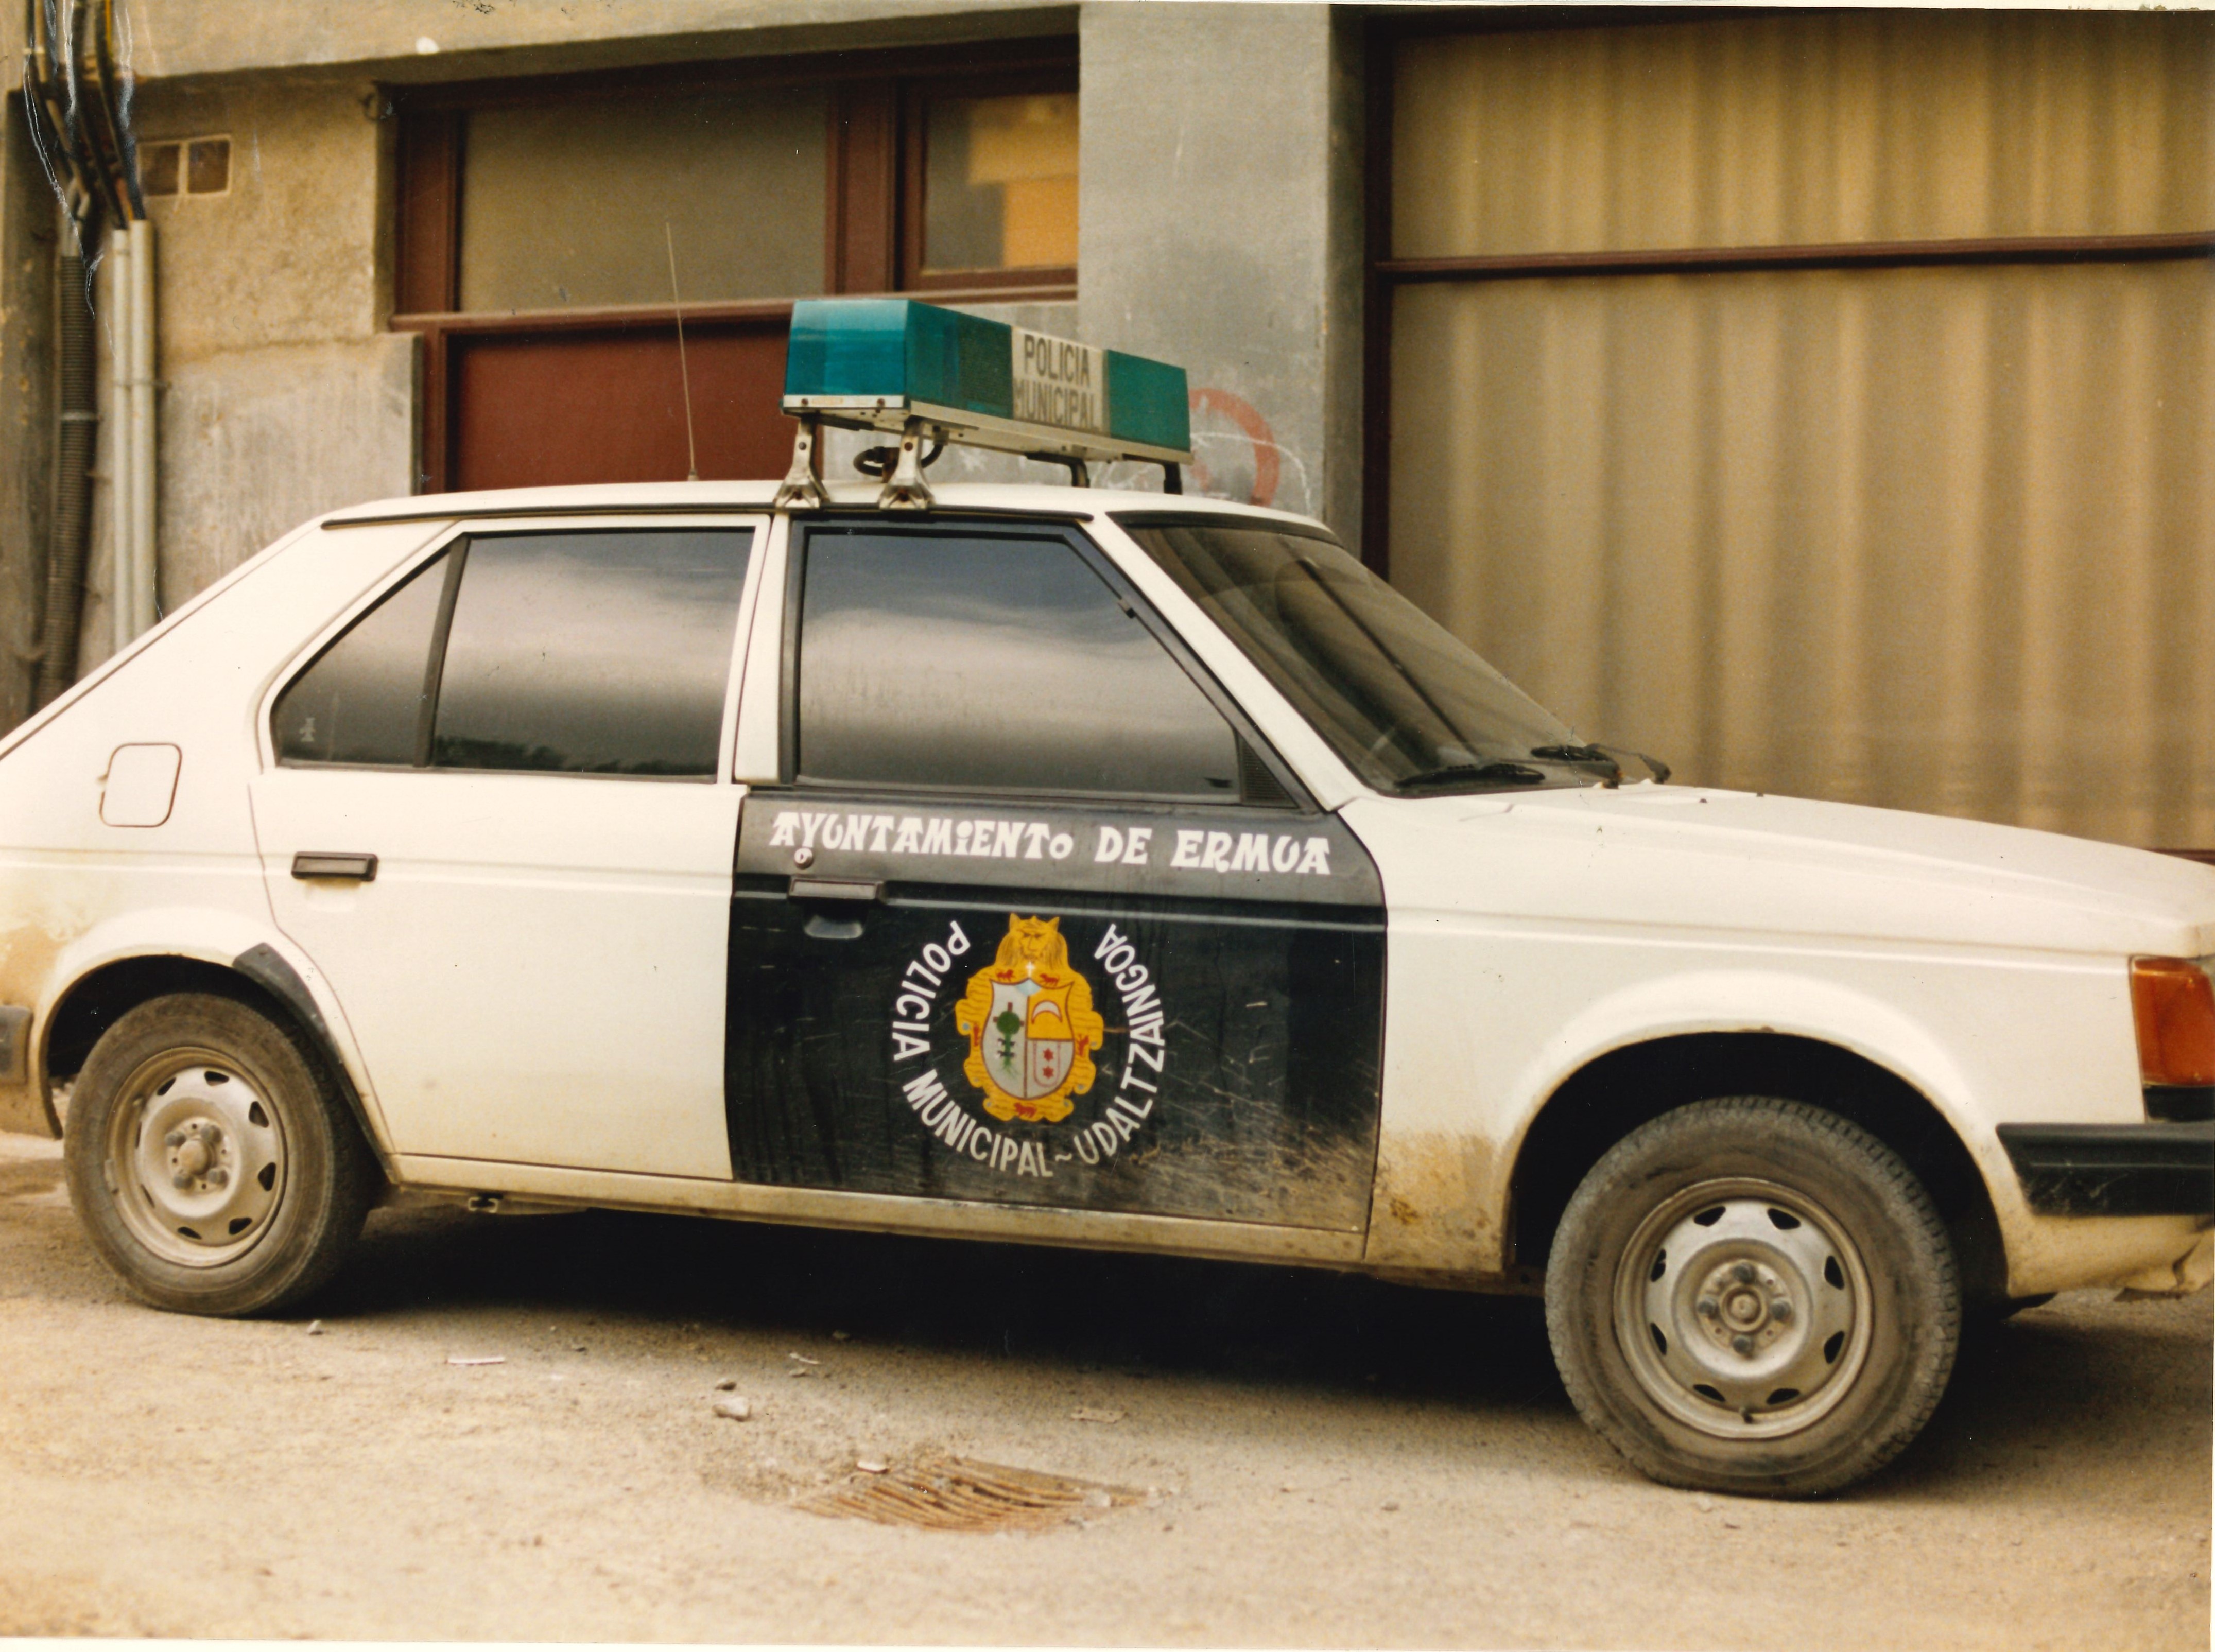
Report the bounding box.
[922,92,1078,273]
[459,87,827,311]
[1124,523,1587,796]
[273,551,449,767]
[1385,262,2215,844]
[798,531,1237,799]
[1394,13,2213,259]
[432,530,753,777]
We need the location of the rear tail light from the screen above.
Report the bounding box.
[2130,956,2215,1088]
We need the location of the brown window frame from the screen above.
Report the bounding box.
[388,39,1078,494]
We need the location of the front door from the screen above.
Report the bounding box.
[723,521,1386,1231]
[251,521,760,1177]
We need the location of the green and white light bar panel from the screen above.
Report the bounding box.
[782,298,1193,467]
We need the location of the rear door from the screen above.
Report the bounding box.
[251,518,764,1176]
[724,519,1386,1232]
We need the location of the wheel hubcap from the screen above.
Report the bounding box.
[108,1051,287,1267]
[1615,1178,1873,1440]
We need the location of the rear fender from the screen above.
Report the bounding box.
[28,909,391,1166]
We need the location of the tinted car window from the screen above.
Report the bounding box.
[430,530,753,777]
[273,550,451,767]
[797,530,1239,799]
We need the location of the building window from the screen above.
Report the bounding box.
[138,135,231,199]
[457,88,828,311]
[918,91,1079,276]
[390,41,1077,494]
[394,44,1078,320]
[1366,9,2215,848]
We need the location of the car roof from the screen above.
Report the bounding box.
[319,480,1338,538]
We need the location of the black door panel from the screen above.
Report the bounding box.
[726,794,1385,1230]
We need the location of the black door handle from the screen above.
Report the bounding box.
[291,852,378,882]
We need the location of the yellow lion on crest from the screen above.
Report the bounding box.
[954,915,1106,1123]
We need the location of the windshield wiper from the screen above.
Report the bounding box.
[1395,760,1550,792]
[1530,743,1675,785]
[1530,742,1615,767]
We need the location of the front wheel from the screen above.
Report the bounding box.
[1545,1097,1959,1497]
[64,993,378,1316]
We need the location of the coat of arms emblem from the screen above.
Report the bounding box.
[954,915,1106,1123]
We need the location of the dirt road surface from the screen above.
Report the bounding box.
[1,1131,2206,1648]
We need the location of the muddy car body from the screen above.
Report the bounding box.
[3,477,2210,1496]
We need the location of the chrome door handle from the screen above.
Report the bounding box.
[789,877,881,902]
[291,852,378,882]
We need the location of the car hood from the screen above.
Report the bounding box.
[1340,783,2215,958]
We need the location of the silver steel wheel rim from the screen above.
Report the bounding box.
[105,1047,288,1267]
[1613,1176,1874,1441]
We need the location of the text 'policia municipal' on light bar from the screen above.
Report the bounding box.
[774,298,1192,510]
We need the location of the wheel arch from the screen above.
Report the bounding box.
[43,949,393,1178]
[1505,1031,2007,1301]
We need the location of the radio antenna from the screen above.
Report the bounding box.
[664,221,699,482]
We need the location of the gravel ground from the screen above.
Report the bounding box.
[0,1130,2207,1648]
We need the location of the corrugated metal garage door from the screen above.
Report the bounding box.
[1380,13,2214,848]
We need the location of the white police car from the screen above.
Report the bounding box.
[2,301,2209,1498]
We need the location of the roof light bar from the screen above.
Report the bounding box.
[777,298,1192,509]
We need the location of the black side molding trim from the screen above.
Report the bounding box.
[1997,1121,2215,1218]
[232,944,393,1176]
[0,1004,28,1085]
[2145,1084,2215,1123]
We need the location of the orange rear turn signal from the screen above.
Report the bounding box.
[2130,957,2215,1087]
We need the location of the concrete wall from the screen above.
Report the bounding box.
[1078,2,1364,543]
[2,2,1080,92]
[134,80,414,613]
[51,78,420,675]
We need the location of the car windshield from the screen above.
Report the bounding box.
[1117,516,1610,795]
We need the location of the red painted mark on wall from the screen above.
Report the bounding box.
[1187,387,1280,509]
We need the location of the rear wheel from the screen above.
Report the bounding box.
[1545,1096,1959,1497]
[64,993,377,1316]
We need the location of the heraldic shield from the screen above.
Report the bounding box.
[955,915,1105,1123]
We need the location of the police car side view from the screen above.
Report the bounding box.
[2,300,2208,1497]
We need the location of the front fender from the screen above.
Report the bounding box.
[1484,967,2033,1269]
[1366,958,2028,1280]
[1498,967,1982,1166]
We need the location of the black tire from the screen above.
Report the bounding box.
[63,992,378,1316]
[1545,1097,1959,1498]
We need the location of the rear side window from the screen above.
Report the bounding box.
[431,530,751,776]
[274,528,752,778]
[795,529,1239,799]
[272,550,450,767]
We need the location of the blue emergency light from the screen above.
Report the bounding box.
[777,299,1192,506]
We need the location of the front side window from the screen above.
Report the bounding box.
[795,530,1238,799]
[275,528,753,778]
[1120,518,1605,795]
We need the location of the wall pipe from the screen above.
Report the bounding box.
[21,0,153,695]
[126,216,154,642]
[107,221,131,648]
[33,251,96,710]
